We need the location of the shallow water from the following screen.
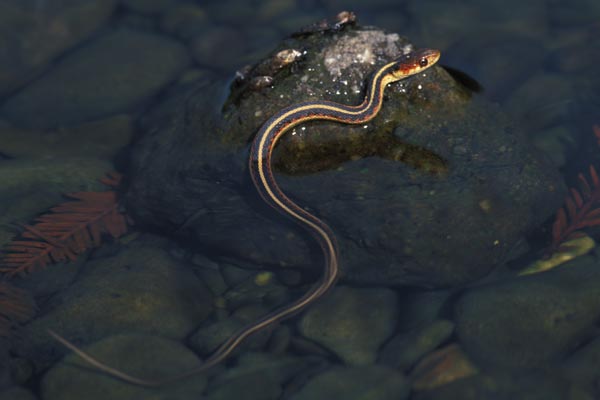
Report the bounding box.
[0,0,599,399]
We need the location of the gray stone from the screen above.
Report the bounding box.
[289,365,410,400]
[455,256,600,369]
[1,29,190,128]
[299,286,398,365]
[41,334,207,400]
[0,0,117,97]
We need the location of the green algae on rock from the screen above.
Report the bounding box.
[126,21,563,287]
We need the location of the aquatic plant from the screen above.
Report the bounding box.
[540,124,600,255]
[549,154,600,253]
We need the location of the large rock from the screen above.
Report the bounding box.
[125,22,563,288]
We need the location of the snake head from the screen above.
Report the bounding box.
[389,48,441,80]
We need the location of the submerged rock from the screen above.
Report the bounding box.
[12,239,213,371]
[455,255,600,369]
[288,365,410,400]
[378,319,455,371]
[126,21,563,288]
[41,334,207,400]
[298,285,398,365]
[0,386,36,400]
[205,352,315,400]
[1,28,189,128]
[412,370,571,400]
[0,0,117,98]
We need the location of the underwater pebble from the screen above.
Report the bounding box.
[530,125,574,169]
[505,73,575,131]
[190,26,248,70]
[1,28,190,129]
[412,370,571,400]
[205,0,260,25]
[190,262,228,297]
[160,3,209,39]
[562,335,600,393]
[455,255,600,369]
[121,0,180,14]
[378,319,455,371]
[0,386,36,400]
[206,352,312,400]
[410,343,478,391]
[289,365,410,400]
[13,241,213,371]
[0,114,133,160]
[0,0,117,98]
[394,290,452,332]
[299,286,398,365]
[223,271,289,310]
[189,304,272,357]
[41,334,207,400]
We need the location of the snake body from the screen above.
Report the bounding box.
[49,48,441,386]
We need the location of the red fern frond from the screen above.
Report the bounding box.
[0,174,130,277]
[550,165,600,252]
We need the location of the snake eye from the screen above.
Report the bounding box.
[419,57,428,67]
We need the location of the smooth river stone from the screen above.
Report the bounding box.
[298,285,398,365]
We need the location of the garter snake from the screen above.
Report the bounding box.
[48,48,441,386]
